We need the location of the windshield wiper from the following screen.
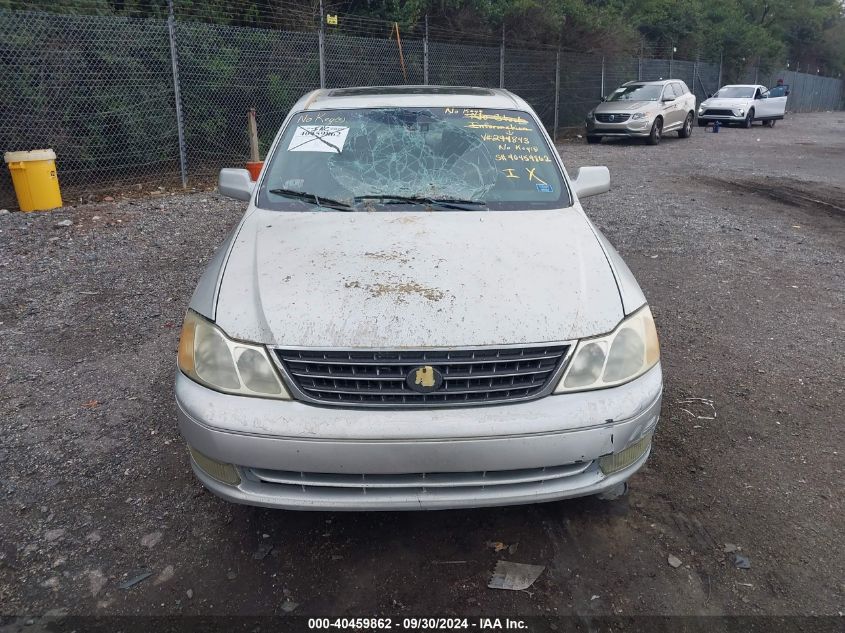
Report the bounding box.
[355,194,487,211]
[268,188,353,211]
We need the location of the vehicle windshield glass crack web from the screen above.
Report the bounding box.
[260,106,568,210]
[326,108,497,201]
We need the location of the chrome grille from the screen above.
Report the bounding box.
[595,113,631,123]
[702,109,735,116]
[274,345,570,408]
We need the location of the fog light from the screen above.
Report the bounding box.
[599,433,652,475]
[188,445,240,485]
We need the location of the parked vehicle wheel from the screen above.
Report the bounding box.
[764,119,776,128]
[646,117,662,145]
[678,112,694,138]
[743,110,754,128]
[586,135,601,144]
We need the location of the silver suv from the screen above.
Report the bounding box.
[586,80,697,145]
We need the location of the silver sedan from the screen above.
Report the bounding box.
[175,86,663,510]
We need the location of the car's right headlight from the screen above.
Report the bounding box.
[177,309,290,399]
[586,110,595,121]
[554,305,659,393]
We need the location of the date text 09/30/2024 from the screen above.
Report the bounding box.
[308,617,529,630]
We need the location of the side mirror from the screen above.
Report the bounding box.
[571,166,610,199]
[707,93,713,99]
[218,168,255,202]
[600,96,607,102]
[785,90,791,96]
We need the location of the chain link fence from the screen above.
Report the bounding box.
[0,9,181,205]
[1,6,843,209]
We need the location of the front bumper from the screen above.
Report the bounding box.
[175,364,662,510]
[585,118,653,138]
[697,112,745,123]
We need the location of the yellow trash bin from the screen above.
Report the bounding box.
[4,149,63,212]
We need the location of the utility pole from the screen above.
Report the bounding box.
[423,14,429,85]
[553,48,560,143]
[669,42,674,78]
[499,23,505,89]
[167,0,187,188]
[717,50,723,89]
[318,0,326,88]
[600,56,605,98]
[638,38,643,81]
[693,51,699,100]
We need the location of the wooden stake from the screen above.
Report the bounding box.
[394,22,408,84]
[248,108,260,162]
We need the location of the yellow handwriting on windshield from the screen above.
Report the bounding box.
[463,112,529,124]
[495,154,552,163]
[526,167,547,185]
[464,122,532,132]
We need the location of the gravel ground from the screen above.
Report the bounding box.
[0,112,843,621]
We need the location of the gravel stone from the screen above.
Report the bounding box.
[0,112,842,616]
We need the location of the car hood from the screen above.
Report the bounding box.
[701,98,750,109]
[213,208,625,348]
[595,101,655,113]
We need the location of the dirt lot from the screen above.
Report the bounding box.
[1,112,843,624]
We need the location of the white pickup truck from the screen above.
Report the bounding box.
[697,83,789,128]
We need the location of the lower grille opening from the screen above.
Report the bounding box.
[244,462,593,496]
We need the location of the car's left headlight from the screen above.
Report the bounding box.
[177,309,290,399]
[554,305,659,393]
[630,112,648,120]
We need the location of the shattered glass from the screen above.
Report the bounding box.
[326,109,497,201]
[258,107,570,211]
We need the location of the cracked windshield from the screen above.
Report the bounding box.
[257,107,570,211]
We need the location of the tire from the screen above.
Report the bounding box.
[646,117,662,145]
[586,135,601,144]
[678,112,693,138]
[764,119,776,128]
[596,481,629,501]
[743,109,754,128]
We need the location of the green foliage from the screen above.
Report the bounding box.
[3,0,842,72]
[1,0,841,205]
[339,0,844,73]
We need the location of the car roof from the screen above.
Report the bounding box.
[622,80,679,86]
[291,86,530,112]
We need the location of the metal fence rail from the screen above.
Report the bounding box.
[1,6,843,208]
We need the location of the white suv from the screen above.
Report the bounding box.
[697,84,789,128]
